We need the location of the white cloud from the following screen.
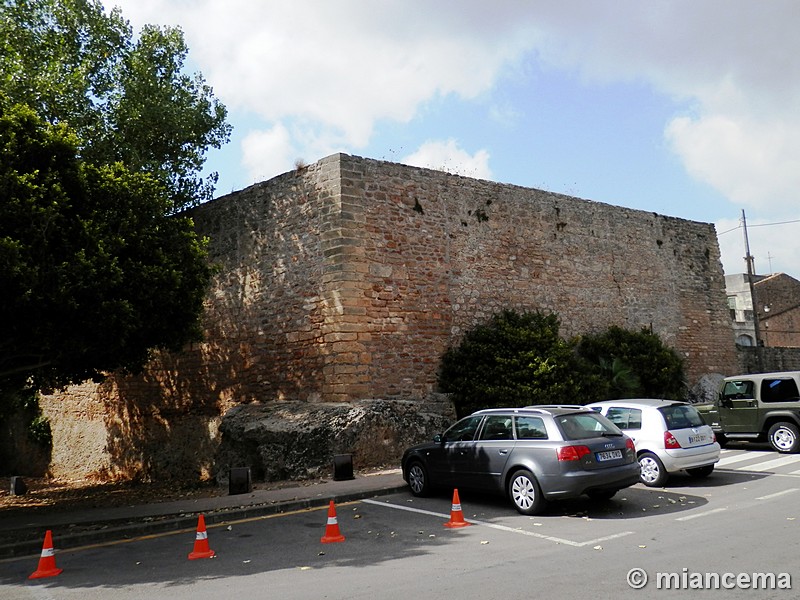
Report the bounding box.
[105,1,800,269]
[402,140,492,180]
[240,124,296,184]
[107,0,535,149]
[667,115,800,214]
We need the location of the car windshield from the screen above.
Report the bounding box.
[557,412,621,440]
[659,404,705,429]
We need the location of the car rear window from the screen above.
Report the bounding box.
[760,378,800,403]
[658,404,705,430]
[515,416,548,440]
[557,413,619,440]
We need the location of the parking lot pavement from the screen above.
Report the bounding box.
[0,470,408,559]
[4,446,800,561]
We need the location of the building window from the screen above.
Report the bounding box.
[727,296,737,321]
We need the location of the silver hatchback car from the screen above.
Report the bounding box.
[401,406,640,515]
[587,398,720,487]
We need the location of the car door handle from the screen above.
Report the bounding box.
[499,449,509,455]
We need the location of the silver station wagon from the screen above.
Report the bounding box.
[401,406,640,515]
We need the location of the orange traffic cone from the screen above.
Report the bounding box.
[29,530,63,579]
[188,514,216,560]
[320,500,346,543]
[444,489,471,528]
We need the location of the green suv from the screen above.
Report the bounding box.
[698,371,800,453]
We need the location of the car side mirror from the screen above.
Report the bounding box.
[433,434,443,444]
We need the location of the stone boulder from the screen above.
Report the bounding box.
[214,399,454,483]
[687,373,725,404]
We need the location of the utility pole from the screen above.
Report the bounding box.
[742,209,756,276]
[741,210,762,346]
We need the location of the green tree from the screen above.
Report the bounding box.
[439,310,596,417]
[0,0,231,210]
[0,97,213,395]
[576,326,686,400]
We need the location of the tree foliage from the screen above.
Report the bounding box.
[439,311,687,417]
[439,310,596,417]
[575,325,686,400]
[0,0,231,210]
[0,97,213,394]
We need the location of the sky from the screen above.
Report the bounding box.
[104,0,800,279]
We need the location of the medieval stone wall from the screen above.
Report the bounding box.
[37,153,739,481]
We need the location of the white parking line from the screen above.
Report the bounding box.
[745,456,800,472]
[361,499,634,547]
[755,488,799,501]
[675,508,728,521]
[716,453,767,467]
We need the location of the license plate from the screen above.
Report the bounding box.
[688,435,707,444]
[596,450,623,461]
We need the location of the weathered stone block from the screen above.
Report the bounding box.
[214,399,453,482]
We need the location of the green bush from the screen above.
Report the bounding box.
[0,385,53,449]
[575,325,686,400]
[439,312,687,417]
[439,310,597,417]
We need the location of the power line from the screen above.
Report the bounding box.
[718,217,800,236]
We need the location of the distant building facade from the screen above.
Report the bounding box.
[726,272,800,348]
[755,273,800,347]
[725,273,759,346]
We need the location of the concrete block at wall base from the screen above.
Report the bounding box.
[213,399,453,484]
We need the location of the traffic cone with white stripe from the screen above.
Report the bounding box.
[320,500,346,543]
[444,488,471,528]
[188,514,215,560]
[29,530,63,579]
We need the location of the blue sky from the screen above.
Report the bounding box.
[107,1,799,278]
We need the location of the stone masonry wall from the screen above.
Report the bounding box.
[38,153,739,481]
[339,155,736,395]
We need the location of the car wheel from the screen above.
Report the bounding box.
[586,489,617,501]
[638,452,669,487]
[716,433,727,449]
[508,469,546,515]
[686,465,714,478]
[406,461,430,497]
[768,422,800,453]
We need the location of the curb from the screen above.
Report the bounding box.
[0,484,408,560]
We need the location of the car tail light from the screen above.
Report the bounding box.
[557,445,591,461]
[664,431,681,449]
[625,438,635,452]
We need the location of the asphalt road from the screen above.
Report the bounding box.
[3,445,800,599]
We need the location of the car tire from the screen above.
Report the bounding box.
[406,460,430,497]
[716,433,727,449]
[586,489,617,501]
[686,465,714,478]
[508,469,546,515]
[768,422,800,453]
[638,452,669,487]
